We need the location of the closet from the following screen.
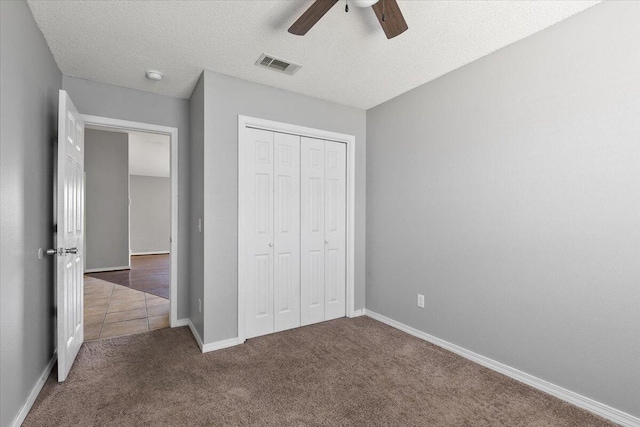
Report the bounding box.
[242,128,347,339]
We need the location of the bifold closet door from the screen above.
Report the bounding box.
[301,138,347,326]
[244,129,301,339]
[273,133,301,333]
[244,128,275,339]
[323,141,347,321]
[300,137,326,326]
[244,130,345,337]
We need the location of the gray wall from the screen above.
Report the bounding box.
[85,129,130,270]
[130,175,170,254]
[0,1,61,426]
[189,74,205,338]
[62,76,190,319]
[201,70,366,344]
[366,1,640,418]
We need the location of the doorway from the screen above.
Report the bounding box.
[81,116,179,340]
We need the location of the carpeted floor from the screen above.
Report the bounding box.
[24,317,614,426]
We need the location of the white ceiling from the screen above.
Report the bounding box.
[128,131,170,178]
[27,0,600,109]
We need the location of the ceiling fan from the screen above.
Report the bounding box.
[289,0,408,39]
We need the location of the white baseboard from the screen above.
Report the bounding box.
[186,319,240,353]
[10,351,57,427]
[172,318,189,328]
[84,265,130,273]
[349,308,364,318]
[202,337,240,353]
[187,319,204,351]
[131,251,170,256]
[364,309,639,427]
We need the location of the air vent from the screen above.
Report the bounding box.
[255,53,302,76]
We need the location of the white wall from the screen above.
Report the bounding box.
[85,128,130,270]
[128,130,170,255]
[366,1,640,418]
[198,70,366,345]
[129,131,170,177]
[130,175,170,254]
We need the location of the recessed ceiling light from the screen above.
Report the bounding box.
[146,70,163,81]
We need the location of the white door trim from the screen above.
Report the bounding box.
[81,114,179,327]
[238,115,357,343]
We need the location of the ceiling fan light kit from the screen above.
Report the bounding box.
[289,0,407,39]
[351,0,379,7]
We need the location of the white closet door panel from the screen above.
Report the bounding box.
[273,133,301,332]
[301,137,325,326]
[244,128,275,339]
[324,141,347,320]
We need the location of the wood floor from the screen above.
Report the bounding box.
[87,254,169,298]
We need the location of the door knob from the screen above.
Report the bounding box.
[45,248,76,256]
[269,243,273,248]
[325,240,329,245]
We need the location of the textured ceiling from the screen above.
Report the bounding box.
[27,0,600,109]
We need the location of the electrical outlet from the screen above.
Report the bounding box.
[417,294,425,308]
[198,218,202,233]
[198,298,202,313]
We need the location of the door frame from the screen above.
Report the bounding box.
[81,114,179,327]
[237,115,357,343]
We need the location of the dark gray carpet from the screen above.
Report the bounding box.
[24,317,614,426]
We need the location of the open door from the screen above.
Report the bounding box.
[55,90,85,381]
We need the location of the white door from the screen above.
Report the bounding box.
[56,90,85,382]
[324,141,347,320]
[300,137,326,326]
[244,128,275,339]
[273,133,301,332]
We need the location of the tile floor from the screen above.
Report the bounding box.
[84,275,170,340]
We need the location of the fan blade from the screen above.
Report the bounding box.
[288,0,338,36]
[372,0,408,39]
